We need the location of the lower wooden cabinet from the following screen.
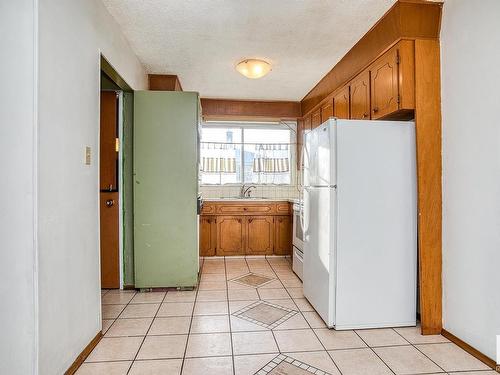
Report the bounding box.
[274,216,292,255]
[246,216,274,255]
[199,203,292,257]
[199,216,216,256]
[216,216,245,256]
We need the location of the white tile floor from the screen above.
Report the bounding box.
[77,256,495,375]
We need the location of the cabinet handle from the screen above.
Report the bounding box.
[373,107,379,113]
[105,199,114,207]
[363,113,368,118]
[243,207,247,211]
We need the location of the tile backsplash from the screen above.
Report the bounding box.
[200,184,300,200]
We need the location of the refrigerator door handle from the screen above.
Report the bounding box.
[300,200,305,232]
[300,186,310,232]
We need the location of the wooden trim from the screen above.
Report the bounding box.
[100,55,132,92]
[301,0,442,115]
[200,98,301,121]
[414,39,442,335]
[148,74,183,91]
[65,331,103,375]
[441,329,498,371]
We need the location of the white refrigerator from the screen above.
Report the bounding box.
[302,119,417,330]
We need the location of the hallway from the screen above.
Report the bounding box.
[77,257,492,374]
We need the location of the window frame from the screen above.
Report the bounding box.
[199,121,297,186]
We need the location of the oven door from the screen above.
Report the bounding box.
[292,205,304,251]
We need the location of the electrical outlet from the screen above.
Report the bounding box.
[85,146,91,165]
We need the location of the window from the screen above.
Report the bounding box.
[200,122,295,185]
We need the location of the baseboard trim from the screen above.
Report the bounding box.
[441,329,498,371]
[65,331,103,375]
[123,284,136,290]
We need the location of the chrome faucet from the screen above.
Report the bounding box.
[240,184,256,198]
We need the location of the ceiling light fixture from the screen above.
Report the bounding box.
[236,59,272,79]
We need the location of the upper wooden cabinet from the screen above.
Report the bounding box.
[349,70,371,120]
[303,115,312,131]
[302,40,415,124]
[370,47,398,119]
[311,109,322,129]
[246,216,274,255]
[216,216,245,256]
[320,99,334,123]
[333,85,350,119]
[370,41,415,120]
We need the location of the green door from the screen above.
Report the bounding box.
[133,91,199,288]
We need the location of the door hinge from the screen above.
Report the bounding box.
[397,94,401,104]
[396,52,400,64]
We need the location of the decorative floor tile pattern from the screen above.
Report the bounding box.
[231,273,275,288]
[232,300,297,329]
[84,256,492,375]
[256,354,333,375]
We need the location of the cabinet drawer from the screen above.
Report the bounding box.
[276,203,291,214]
[217,204,274,215]
[201,203,216,214]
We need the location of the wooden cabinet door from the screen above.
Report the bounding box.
[246,216,274,255]
[100,192,120,288]
[274,216,292,255]
[370,47,399,119]
[303,115,312,131]
[100,91,118,191]
[321,99,334,123]
[216,216,245,256]
[311,109,321,129]
[199,216,216,256]
[350,70,371,120]
[333,86,350,119]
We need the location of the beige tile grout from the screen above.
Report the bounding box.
[223,256,236,375]
[266,257,344,375]
[124,290,164,374]
[97,257,471,375]
[177,261,202,374]
[391,327,450,373]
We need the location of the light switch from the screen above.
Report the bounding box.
[85,146,91,165]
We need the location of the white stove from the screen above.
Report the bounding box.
[292,202,304,280]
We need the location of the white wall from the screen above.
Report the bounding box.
[37,0,146,373]
[441,0,500,360]
[0,1,38,374]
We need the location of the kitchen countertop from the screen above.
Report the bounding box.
[203,197,301,204]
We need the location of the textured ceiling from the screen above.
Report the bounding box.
[102,0,396,101]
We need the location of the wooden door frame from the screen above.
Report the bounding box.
[99,55,133,290]
[99,89,122,289]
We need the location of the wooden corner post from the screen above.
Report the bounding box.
[414,38,443,335]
